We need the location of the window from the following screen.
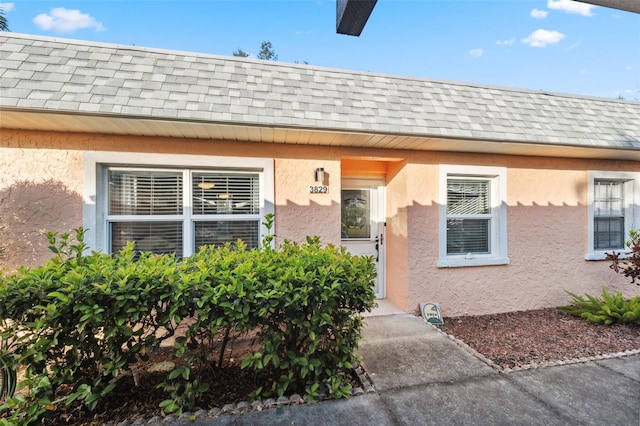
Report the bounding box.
[593,180,625,250]
[438,165,508,267]
[84,152,274,256]
[587,171,640,260]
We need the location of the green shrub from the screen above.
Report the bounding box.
[159,235,377,413]
[559,287,640,325]
[0,218,377,422]
[0,229,181,423]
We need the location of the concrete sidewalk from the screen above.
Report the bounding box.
[190,312,640,426]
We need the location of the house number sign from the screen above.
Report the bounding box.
[309,185,329,194]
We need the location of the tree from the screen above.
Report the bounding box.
[0,6,9,32]
[257,40,278,61]
[232,48,249,58]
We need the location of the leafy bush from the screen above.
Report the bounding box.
[0,218,376,422]
[560,287,640,325]
[158,234,377,413]
[606,229,640,285]
[0,229,181,423]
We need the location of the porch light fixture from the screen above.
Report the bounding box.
[314,168,325,182]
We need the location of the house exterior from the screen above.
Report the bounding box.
[1,32,639,316]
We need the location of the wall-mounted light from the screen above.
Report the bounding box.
[314,167,325,182]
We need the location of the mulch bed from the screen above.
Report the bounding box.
[438,308,640,369]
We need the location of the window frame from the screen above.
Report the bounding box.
[83,152,274,256]
[586,171,640,260]
[438,165,509,268]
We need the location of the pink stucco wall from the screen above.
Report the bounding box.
[275,158,341,246]
[0,144,84,269]
[384,161,410,307]
[1,129,639,317]
[398,153,640,316]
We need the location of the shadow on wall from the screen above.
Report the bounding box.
[0,180,82,271]
[275,199,341,246]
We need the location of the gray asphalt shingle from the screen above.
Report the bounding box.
[1,32,639,149]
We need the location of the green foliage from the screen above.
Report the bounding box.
[0,324,17,403]
[560,287,640,325]
[607,229,640,285]
[0,6,8,32]
[257,40,278,61]
[0,229,181,423]
[0,220,376,422]
[232,48,249,57]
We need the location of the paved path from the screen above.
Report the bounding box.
[189,314,640,425]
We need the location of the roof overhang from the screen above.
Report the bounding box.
[575,0,640,13]
[336,0,378,36]
[3,108,639,161]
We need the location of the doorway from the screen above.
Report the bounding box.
[341,178,385,299]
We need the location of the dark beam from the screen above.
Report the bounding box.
[575,0,640,13]
[336,0,378,37]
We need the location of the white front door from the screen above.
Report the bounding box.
[341,179,385,299]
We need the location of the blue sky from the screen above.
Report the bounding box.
[1,0,639,99]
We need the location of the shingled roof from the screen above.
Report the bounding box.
[1,32,639,159]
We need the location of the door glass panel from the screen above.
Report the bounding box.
[341,189,371,239]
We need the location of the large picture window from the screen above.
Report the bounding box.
[439,165,508,267]
[107,168,261,256]
[83,153,274,257]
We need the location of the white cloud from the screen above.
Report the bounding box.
[531,9,549,19]
[33,7,105,33]
[0,2,15,12]
[626,65,633,71]
[496,38,515,46]
[469,48,484,58]
[522,29,565,47]
[547,0,595,16]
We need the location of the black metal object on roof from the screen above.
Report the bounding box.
[336,0,378,36]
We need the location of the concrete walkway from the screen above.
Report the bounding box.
[190,312,640,426]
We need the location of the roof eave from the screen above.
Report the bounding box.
[2,107,639,162]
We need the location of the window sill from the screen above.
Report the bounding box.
[585,251,628,261]
[437,257,510,268]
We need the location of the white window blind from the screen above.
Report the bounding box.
[192,172,259,216]
[109,170,182,216]
[446,179,491,254]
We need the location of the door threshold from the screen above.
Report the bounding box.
[363,299,406,317]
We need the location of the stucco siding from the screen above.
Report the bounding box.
[385,161,410,308]
[403,156,639,316]
[275,157,341,246]
[1,129,638,317]
[0,137,83,269]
